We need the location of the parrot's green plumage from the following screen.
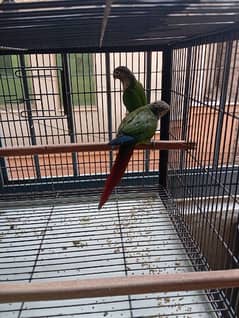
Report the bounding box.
[117,104,159,144]
[113,66,147,112]
[98,100,170,209]
[123,81,147,112]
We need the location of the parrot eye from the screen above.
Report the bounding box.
[113,70,121,78]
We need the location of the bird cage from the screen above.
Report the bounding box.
[0,1,239,317]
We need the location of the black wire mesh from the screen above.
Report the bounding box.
[1,1,239,51]
[0,51,162,193]
[0,32,238,317]
[168,37,239,316]
[0,188,233,317]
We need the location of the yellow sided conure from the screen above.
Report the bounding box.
[98,100,170,209]
[113,66,147,112]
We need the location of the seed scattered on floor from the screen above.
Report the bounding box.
[80,217,90,224]
[72,240,88,248]
[163,297,171,303]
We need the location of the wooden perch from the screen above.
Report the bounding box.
[0,141,196,157]
[0,269,239,303]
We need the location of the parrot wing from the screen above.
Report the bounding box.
[136,81,147,105]
[123,81,147,112]
[109,135,136,146]
[118,105,158,143]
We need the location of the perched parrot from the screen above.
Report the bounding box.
[113,66,147,112]
[98,100,170,209]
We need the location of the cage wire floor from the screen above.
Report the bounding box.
[0,188,229,318]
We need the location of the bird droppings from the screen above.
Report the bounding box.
[72,240,88,248]
[0,195,218,317]
[79,217,90,224]
[163,297,171,303]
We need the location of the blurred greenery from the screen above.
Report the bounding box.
[57,53,96,107]
[0,55,24,105]
[0,53,96,108]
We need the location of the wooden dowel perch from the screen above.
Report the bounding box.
[0,141,196,157]
[0,269,239,303]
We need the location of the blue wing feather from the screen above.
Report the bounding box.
[109,135,136,146]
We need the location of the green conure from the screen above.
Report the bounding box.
[98,100,170,209]
[113,66,147,112]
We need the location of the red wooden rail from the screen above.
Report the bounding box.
[0,269,238,303]
[0,141,196,157]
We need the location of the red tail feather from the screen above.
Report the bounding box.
[98,145,134,209]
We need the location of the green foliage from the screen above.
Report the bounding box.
[0,55,24,104]
[57,53,96,107]
[0,53,96,108]
[70,53,96,106]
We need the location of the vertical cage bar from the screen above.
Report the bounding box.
[0,137,7,186]
[181,47,192,141]
[19,54,41,179]
[212,40,233,169]
[159,48,172,187]
[145,51,152,172]
[105,52,113,168]
[61,53,78,177]
[179,47,192,170]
